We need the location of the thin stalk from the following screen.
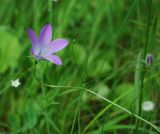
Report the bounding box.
[33,61,160,133]
[136,0,152,132]
[139,0,152,116]
[85,89,160,133]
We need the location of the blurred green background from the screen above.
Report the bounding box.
[0,0,160,133]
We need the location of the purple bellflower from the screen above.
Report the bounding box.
[27,24,69,65]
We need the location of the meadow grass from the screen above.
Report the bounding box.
[0,0,160,133]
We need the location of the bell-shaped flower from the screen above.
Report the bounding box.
[27,24,69,65]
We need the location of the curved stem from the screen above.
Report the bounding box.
[33,61,160,133]
[85,89,160,133]
[33,61,83,90]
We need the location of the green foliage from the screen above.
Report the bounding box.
[0,0,160,133]
[72,44,87,66]
[0,31,21,73]
[8,113,20,132]
[113,83,135,110]
[87,52,111,76]
[23,100,40,130]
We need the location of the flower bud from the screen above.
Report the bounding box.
[146,53,153,66]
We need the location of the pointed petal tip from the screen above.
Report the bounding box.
[63,39,69,44]
[57,61,62,65]
[27,28,38,47]
[44,55,62,65]
[27,28,35,33]
[27,29,36,38]
[53,58,62,65]
[43,24,52,30]
[45,23,52,27]
[39,24,52,44]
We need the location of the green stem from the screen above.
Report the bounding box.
[136,0,152,132]
[82,89,131,134]
[33,61,160,133]
[85,89,160,133]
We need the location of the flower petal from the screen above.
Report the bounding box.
[27,29,38,49]
[44,55,62,65]
[41,39,69,57]
[39,24,52,44]
[49,39,69,53]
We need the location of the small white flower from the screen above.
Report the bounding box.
[142,101,154,112]
[11,79,21,88]
[53,0,58,2]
